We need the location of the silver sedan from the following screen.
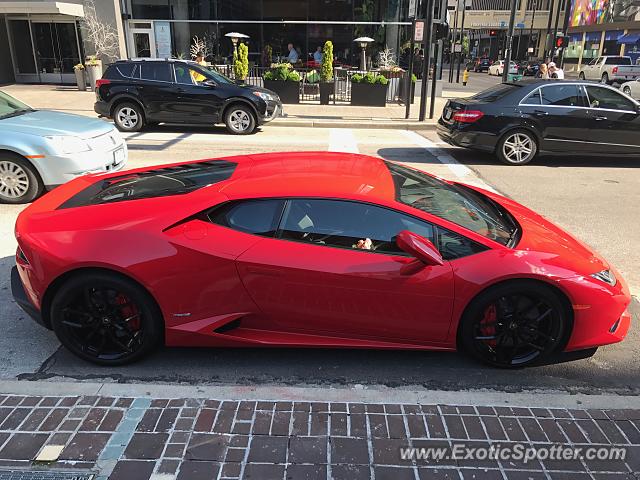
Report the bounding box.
[621,78,640,100]
[0,91,127,204]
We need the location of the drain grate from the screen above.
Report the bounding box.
[0,472,94,480]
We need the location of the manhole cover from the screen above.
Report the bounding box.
[0,472,94,480]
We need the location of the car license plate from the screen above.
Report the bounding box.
[113,147,125,165]
[443,108,452,121]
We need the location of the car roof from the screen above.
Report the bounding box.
[218,152,397,202]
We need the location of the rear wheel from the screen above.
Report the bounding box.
[600,72,609,84]
[224,104,257,135]
[50,272,163,365]
[496,129,537,165]
[113,102,144,132]
[623,86,632,96]
[459,282,568,368]
[0,154,43,204]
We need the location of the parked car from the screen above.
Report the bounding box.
[437,79,640,165]
[621,78,640,100]
[0,90,126,204]
[520,61,540,76]
[12,152,630,368]
[488,60,518,76]
[578,56,640,84]
[94,59,283,135]
[474,58,492,72]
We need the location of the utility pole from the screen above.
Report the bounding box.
[419,0,435,121]
[550,0,562,61]
[449,0,459,82]
[405,19,416,119]
[502,0,518,82]
[529,0,538,59]
[456,0,468,83]
[543,0,556,60]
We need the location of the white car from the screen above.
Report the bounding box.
[621,78,640,100]
[0,91,127,204]
[488,60,518,76]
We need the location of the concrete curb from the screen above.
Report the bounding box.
[1,380,639,409]
[271,119,438,130]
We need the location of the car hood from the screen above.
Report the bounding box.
[0,110,113,138]
[462,184,610,277]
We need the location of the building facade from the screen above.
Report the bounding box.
[565,0,640,70]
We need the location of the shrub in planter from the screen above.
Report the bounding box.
[350,72,389,106]
[263,63,300,104]
[85,56,102,92]
[233,43,249,83]
[319,40,334,105]
[73,63,86,91]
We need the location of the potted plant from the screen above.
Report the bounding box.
[234,43,249,84]
[85,56,102,92]
[350,72,389,106]
[399,73,417,104]
[263,63,301,104]
[73,63,86,91]
[319,40,334,105]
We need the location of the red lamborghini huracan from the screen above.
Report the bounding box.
[11,152,631,368]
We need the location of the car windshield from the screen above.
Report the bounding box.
[201,66,235,85]
[469,84,520,102]
[385,162,519,246]
[0,91,33,119]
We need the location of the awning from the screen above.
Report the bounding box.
[0,2,84,16]
[618,33,640,44]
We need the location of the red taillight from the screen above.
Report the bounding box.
[453,110,484,123]
[612,66,618,74]
[96,78,111,88]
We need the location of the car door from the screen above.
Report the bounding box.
[235,198,455,343]
[583,84,640,154]
[519,84,593,153]
[172,64,223,123]
[137,62,178,122]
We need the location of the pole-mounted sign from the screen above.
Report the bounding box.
[414,20,425,42]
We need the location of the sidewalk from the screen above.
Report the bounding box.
[0,84,471,130]
[0,384,638,480]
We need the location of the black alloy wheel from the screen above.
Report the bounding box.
[460,283,567,368]
[50,272,162,365]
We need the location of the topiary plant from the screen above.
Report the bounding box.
[287,70,301,82]
[364,72,377,84]
[233,43,249,81]
[321,40,333,82]
[375,74,389,85]
[351,73,364,83]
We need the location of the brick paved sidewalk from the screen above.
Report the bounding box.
[0,394,638,480]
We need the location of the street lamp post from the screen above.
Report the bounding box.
[354,37,374,71]
[224,31,250,56]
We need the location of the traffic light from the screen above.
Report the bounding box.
[435,22,450,40]
[489,30,497,37]
[556,36,570,49]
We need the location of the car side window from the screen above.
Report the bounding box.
[140,63,172,82]
[521,89,541,105]
[174,65,195,85]
[279,199,434,255]
[540,85,583,107]
[437,228,488,261]
[208,199,285,237]
[585,86,636,111]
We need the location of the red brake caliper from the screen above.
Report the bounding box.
[480,304,497,348]
[116,294,140,331]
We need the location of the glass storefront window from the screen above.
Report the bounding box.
[602,30,623,56]
[131,0,171,19]
[8,20,36,74]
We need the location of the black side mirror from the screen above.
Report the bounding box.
[203,80,217,88]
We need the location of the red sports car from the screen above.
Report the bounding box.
[11,152,631,368]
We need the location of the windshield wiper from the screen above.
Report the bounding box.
[0,108,34,119]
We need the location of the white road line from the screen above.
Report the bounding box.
[400,130,496,193]
[328,128,359,153]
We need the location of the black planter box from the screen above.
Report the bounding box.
[264,80,300,104]
[350,82,388,107]
[319,82,334,105]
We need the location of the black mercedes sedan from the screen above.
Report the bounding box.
[95,59,282,135]
[437,80,640,165]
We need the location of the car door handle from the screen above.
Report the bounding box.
[533,109,549,116]
[594,115,608,121]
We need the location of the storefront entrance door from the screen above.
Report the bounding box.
[31,21,81,84]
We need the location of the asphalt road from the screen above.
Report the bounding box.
[1,126,638,395]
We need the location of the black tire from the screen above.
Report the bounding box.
[50,272,163,366]
[495,129,538,165]
[623,86,632,96]
[224,104,257,135]
[459,281,568,368]
[0,153,43,204]
[113,102,144,132]
[600,72,609,84]
[578,72,585,80]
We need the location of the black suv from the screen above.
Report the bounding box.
[94,59,282,135]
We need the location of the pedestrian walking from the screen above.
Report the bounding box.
[548,62,564,79]
[537,63,549,79]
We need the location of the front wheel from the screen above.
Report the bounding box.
[600,73,609,84]
[459,282,568,368]
[0,154,43,204]
[496,130,537,165]
[224,105,257,135]
[50,272,163,365]
[623,86,632,96]
[578,72,586,80]
[113,102,144,132]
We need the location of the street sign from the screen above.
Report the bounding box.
[447,0,458,10]
[528,47,534,53]
[414,21,425,42]
[500,21,506,27]
[409,0,417,18]
[516,22,525,28]
[454,44,463,52]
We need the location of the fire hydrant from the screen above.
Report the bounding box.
[463,69,470,86]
